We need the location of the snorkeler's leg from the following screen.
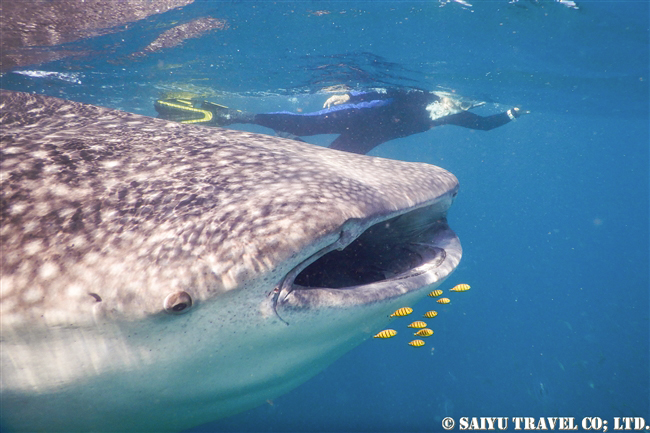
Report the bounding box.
[254,105,364,136]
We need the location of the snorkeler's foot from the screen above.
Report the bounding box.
[210,106,255,126]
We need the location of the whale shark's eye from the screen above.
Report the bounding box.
[163,291,193,314]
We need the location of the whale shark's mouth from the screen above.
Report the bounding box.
[277,203,461,309]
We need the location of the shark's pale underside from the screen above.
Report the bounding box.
[0,90,462,432]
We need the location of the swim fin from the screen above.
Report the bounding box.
[155,98,255,126]
[154,98,229,125]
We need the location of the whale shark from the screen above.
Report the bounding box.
[0,90,462,432]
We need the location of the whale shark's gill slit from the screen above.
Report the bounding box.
[269,288,290,326]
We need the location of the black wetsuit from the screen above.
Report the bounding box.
[252,88,515,154]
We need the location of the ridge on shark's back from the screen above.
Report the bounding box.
[0,90,462,432]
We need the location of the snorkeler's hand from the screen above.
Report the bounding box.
[323,94,350,109]
[508,107,530,120]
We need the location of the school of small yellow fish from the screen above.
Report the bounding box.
[376,283,471,348]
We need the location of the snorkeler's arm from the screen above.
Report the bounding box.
[442,107,528,130]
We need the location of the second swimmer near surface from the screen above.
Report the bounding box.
[374,283,471,347]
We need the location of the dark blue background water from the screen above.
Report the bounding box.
[2,1,648,431]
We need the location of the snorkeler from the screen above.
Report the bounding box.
[154,88,528,155]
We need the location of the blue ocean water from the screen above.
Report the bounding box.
[2,1,647,432]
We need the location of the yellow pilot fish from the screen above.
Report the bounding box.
[407,321,427,329]
[450,283,471,292]
[428,289,443,297]
[374,329,397,339]
[414,329,434,337]
[437,298,451,304]
[390,307,413,317]
[409,339,425,347]
[423,311,438,318]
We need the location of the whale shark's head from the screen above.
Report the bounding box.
[0,90,461,432]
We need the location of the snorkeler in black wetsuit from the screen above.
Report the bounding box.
[155,88,528,155]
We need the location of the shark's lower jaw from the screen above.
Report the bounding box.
[280,203,462,310]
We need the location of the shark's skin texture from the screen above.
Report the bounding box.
[0,91,462,432]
